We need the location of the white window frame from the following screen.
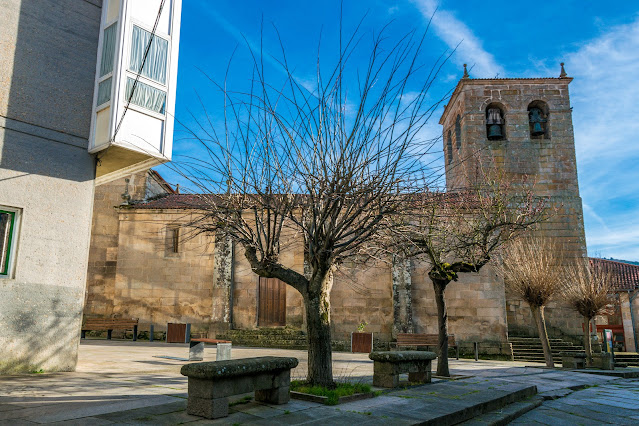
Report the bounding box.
[96,20,119,111]
[0,206,21,279]
[123,19,171,119]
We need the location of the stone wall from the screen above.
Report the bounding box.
[440,77,587,340]
[84,201,515,352]
[84,172,148,317]
[112,210,216,334]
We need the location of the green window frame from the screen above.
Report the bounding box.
[0,209,16,276]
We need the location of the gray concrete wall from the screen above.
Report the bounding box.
[0,0,101,373]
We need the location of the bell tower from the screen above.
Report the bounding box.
[439,64,587,337]
[439,63,586,257]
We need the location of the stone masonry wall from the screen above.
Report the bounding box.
[112,210,216,334]
[440,78,587,340]
[84,171,148,317]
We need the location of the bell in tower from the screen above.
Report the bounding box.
[486,107,504,140]
[529,107,547,136]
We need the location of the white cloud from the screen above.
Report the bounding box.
[562,17,639,260]
[410,0,504,78]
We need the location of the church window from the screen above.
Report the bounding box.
[165,225,181,256]
[446,130,453,164]
[485,104,505,140]
[171,227,180,253]
[528,101,549,139]
[0,206,20,278]
[455,115,462,150]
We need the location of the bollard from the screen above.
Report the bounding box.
[474,342,479,361]
[149,324,154,342]
[185,323,191,343]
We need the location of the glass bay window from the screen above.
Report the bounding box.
[88,0,182,184]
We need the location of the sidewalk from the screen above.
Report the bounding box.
[0,340,634,425]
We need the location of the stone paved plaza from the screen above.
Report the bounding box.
[0,340,638,424]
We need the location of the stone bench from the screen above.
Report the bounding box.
[561,352,587,369]
[369,350,437,388]
[180,356,299,419]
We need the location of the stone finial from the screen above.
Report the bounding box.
[560,62,567,78]
[462,63,469,79]
[121,178,131,205]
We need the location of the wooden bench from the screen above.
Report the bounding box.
[395,333,459,360]
[369,351,437,388]
[189,338,232,361]
[81,318,139,341]
[181,356,299,419]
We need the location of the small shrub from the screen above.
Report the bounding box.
[290,381,371,405]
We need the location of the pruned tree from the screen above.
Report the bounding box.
[391,166,548,376]
[565,260,613,365]
[169,21,451,387]
[495,236,567,368]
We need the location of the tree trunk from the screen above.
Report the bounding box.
[303,270,335,387]
[531,305,554,368]
[583,315,593,366]
[433,280,450,377]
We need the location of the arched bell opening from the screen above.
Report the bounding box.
[485,103,505,141]
[528,100,550,139]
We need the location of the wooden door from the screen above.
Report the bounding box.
[258,277,286,326]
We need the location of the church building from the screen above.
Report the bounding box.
[83,66,638,358]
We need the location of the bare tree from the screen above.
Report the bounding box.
[170,21,451,387]
[392,166,548,377]
[495,237,567,368]
[565,260,613,365]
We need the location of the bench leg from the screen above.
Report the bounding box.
[408,372,429,383]
[133,325,138,341]
[255,386,290,404]
[216,343,232,361]
[187,395,228,419]
[408,360,432,384]
[107,330,112,340]
[189,342,204,361]
[373,362,399,388]
[81,330,86,339]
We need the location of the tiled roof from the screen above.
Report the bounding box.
[589,258,639,292]
[131,194,221,209]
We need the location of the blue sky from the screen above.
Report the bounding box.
[157,0,639,261]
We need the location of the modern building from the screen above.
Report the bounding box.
[0,0,182,374]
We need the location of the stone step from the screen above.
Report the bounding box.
[459,396,544,426]
[512,347,583,352]
[218,328,307,336]
[614,354,639,366]
[509,337,584,363]
[510,342,578,347]
[216,328,310,350]
[406,383,539,425]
